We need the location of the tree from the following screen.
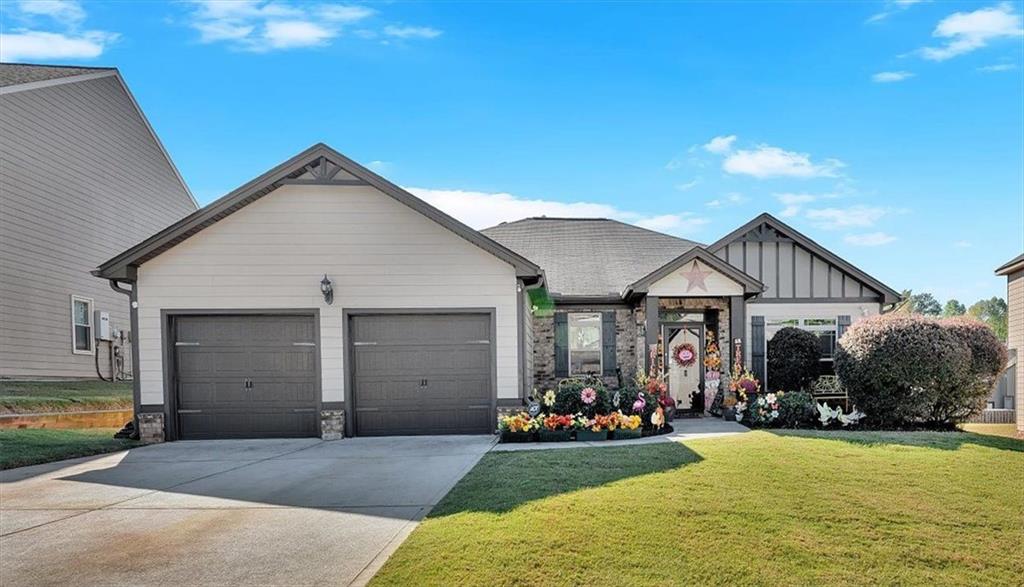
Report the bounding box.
[943,299,966,316]
[967,297,1008,341]
[909,292,942,315]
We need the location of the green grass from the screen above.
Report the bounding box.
[961,423,1020,439]
[372,430,1024,587]
[0,380,132,414]
[0,427,140,470]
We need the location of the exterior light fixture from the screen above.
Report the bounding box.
[320,274,333,305]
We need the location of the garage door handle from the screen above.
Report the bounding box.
[353,341,377,346]
[178,409,202,414]
[292,342,316,347]
[175,342,200,347]
[465,340,490,344]
[355,407,380,412]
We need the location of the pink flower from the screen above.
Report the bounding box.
[581,387,597,405]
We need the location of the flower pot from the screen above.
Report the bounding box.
[500,430,534,443]
[722,407,736,421]
[576,429,607,442]
[612,428,642,440]
[538,429,571,442]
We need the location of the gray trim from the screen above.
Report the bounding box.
[277,178,369,186]
[751,315,766,383]
[342,307,497,438]
[0,70,117,95]
[549,294,627,305]
[106,270,141,426]
[497,398,526,408]
[707,213,901,304]
[160,308,322,442]
[729,295,745,370]
[625,247,765,298]
[553,312,568,378]
[995,253,1024,276]
[517,281,526,399]
[837,315,852,339]
[644,295,659,373]
[748,296,880,304]
[95,143,541,281]
[321,401,345,411]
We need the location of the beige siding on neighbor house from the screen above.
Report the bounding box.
[136,184,520,406]
[1008,269,1023,432]
[0,74,195,378]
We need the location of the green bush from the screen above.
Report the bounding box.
[775,391,817,428]
[767,327,822,392]
[553,378,608,417]
[835,315,973,428]
[932,317,1008,423]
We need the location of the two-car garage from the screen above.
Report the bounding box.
[169,312,495,440]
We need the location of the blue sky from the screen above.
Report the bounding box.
[2,0,1022,303]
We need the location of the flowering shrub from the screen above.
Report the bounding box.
[498,412,539,433]
[736,392,781,426]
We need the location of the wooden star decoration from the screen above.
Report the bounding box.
[680,261,712,292]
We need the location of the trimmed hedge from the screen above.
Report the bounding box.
[767,327,822,392]
[835,314,1006,428]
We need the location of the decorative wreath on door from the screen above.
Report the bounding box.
[672,342,697,367]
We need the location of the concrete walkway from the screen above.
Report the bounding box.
[0,435,495,587]
[491,417,749,452]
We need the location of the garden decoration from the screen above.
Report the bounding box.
[672,342,697,367]
[704,330,722,412]
[816,402,865,427]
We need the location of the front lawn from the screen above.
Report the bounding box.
[0,380,132,414]
[372,430,1024,586]
[0,428,140,469]
[961,423,1020,439]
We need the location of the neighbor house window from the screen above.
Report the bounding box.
[568,312,602,375]
[71,295,94,354]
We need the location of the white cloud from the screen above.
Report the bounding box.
[978,63,1017,72]
[0,1,117,62]
[674,179,700,191]
[405,187,708,236]
[775,192,820,217]
[264,20,334,48]
[702,135,736,154]
[872,70,914,82]
[706,192,747,208]
[0,30,118,62]
[366,160,392,173]
[383,25,443,39]
[183,1,436,52]
[723,145,845,179]
[920,2,1023,61]
[953,240,973,248]
[867,0,926,23]
[844,232,897,246]
[17,0,85,25]
[806,205,889,229]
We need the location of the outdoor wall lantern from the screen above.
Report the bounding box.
[320,274,334,305]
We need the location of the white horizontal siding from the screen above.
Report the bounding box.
[137,184,520,405]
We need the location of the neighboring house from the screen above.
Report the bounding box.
[995,253,1023,434]
[94,143,901,442]
[0,63,197,380]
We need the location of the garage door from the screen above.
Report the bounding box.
[173,314,319,439]
[351,313,493,436]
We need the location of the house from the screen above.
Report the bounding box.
[995,253,1023,435]
[93,143,900,442]
[0,63,197,381]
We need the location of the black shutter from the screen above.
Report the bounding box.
[554,312,568,378]
[601,311,617,376]
[751,315,766,384]
[837,315,851,339]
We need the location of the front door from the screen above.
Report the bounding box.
[665,325,703,415]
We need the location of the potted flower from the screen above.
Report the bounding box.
[498,412,538,442]
[722,396,738,421]
[539,413,573,441]
[612,411,642,440]
[575,412,608,442]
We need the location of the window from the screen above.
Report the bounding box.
[568,312,602,375]
[71,295,94,354]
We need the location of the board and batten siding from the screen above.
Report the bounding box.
[0,74,195,378]
[714,236,879,300]
[135,184,520,406]
[1008,269,1023,432]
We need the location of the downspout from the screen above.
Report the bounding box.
[108,276,141,430]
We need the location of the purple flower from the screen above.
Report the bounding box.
[740,379,758,393]
[581,387,597,405]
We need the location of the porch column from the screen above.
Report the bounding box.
[729,295,745,371]
[644,295,659,373]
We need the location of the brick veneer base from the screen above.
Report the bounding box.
[137,412,165,443]
[320,409,345,440]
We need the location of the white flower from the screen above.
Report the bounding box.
[735,413,743,421]
[765,393,777,404]
[771,410,779,419]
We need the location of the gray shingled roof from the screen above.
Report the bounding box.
[995,252,1024,275]
[0,63,114,88]
[482,218,701,297]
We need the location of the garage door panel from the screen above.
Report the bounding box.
[174,315,318,440]
[351,314,493,436]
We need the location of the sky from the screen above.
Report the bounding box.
[2,0,1022,303]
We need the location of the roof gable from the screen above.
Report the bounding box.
[708,213,901,304]
[95,144,542,281]
[625,247,765,298]
[995,253,1024,276]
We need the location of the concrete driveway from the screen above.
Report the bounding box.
[0,435,495,586]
